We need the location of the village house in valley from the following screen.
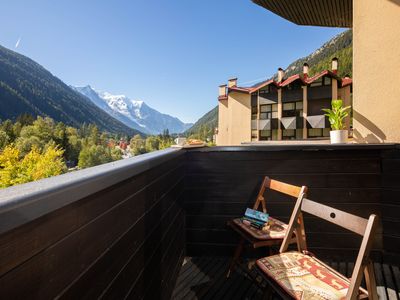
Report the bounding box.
[216,58,352,145]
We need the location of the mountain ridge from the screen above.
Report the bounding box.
[73,85,192,135]
[0,45,141,136]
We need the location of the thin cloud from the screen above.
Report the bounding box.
[15,37,21,48]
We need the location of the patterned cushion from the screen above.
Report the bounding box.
[256,252,353,300]
[232,217,288,240]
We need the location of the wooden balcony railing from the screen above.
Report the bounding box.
[0,143,399,299]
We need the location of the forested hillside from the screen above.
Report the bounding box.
[185,106,217,138]
[282,30,352,78]
[0,45,140,135]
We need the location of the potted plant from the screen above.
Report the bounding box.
[322,99,351,144]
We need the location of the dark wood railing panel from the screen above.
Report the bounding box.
[0,148,185,300]
[183,145,399,261]
[381,146,400,264]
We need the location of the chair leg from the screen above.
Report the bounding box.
[227,238,245,278]
[364,261,378,300]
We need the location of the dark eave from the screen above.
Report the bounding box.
[252,0,352,28]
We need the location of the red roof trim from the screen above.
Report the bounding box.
[224,70,352,95]
[218,95,228,100]
[341,77,352,87]
[280,74,307,87]
[228,86,252,93]
[306,70,342,84]
[248,79,278,93]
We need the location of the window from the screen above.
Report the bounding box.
[283,103,295,110]
[260,130,271,137]
[282,129,295,140]
[251,130,258,139]
[257,104,278,140]
[259,130,271,140]
[259,87,269,95]
[251,93,258,120]
[324,77,332,85]
[308,127,331,138]
[259,104,275,120]
[260,105,271,112]
[310,78,323,87]
[282,101,303,118]
[308,128,323,137]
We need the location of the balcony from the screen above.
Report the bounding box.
[0,144,399,299]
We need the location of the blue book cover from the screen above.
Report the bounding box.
[244,208,269,223]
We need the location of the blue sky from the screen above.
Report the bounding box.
[0,0,344,123]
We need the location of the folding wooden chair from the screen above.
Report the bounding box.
[227,176,308,277]
[256,193,378,300]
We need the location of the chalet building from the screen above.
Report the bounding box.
[216,58,352,145]
[251,0,400,143]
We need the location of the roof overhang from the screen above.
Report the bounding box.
[252,0,352,28]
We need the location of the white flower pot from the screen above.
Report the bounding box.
[330,130,348,144]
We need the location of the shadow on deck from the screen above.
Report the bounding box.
[172,257,400,300]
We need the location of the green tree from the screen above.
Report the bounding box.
[130,134,146,155]
[78,145,114,169]
[145,136,160,152]
[0,130,9,149]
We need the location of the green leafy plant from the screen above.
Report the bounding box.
[322,99,351,131]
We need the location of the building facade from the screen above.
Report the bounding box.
[216,59,352,145]
[251,0,400,143]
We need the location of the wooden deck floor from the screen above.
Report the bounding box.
[172,257,400,300]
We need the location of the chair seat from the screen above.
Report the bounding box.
[231,217,288,240]
[256,251,362,300]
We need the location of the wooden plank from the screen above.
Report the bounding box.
[186,149,381,162]
[58,180,184,299]
[391,266,400,299]
[187,158,381,175]
[374,263,389,300]
[184,258,228,300]
[176,258,218,300]
[103,205,184,299]
[185,173,381,189]
[382,264,398,300]
[172,257,212,299]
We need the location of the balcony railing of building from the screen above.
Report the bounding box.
[0,144,399,299]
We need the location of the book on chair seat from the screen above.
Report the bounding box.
[244,208,269,223]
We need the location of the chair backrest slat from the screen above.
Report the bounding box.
[268,178,304,198]
[301,198,369,236]
[253,177,307,214]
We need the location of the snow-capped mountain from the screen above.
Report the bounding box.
[72,85,192,135]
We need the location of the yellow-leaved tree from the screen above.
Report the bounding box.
[0,144,66,188]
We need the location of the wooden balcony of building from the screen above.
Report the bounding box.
[0,144,399,299]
